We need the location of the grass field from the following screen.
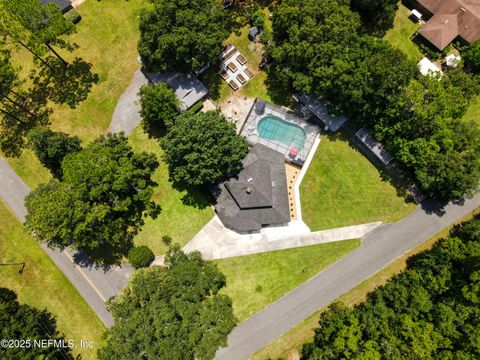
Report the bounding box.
[300,133,415,231]
[4,0,146,189]
[129,127,214,255]
[215,239,360,321]
[252,208,480,360]
[384,4,423,61]
[0,201,105,360]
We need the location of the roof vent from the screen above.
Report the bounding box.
[461,7,466,12]
[246,187,252,194]
[247,177,253,182]
[444,19,449,24]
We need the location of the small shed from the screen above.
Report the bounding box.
[248,27,259,41]
[40,0,73,13]
[418,57,443,77]
[445,54,461,67]
[354,128,394,167]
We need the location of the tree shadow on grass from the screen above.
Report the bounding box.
[199,62,224,102]
[171,180,214,210]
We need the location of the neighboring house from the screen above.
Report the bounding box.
[414,0,480,50]
[212,144,290,232]
[144,71,208,113]
[353,128,394,168]
[40,0,73,13]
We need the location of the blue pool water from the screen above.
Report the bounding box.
[257,115,306,150]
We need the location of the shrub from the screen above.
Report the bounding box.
[128,245,155,269]
[186,101,204,114]
[64,9,81,24]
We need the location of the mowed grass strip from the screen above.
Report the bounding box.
[0,201,105,360]
[129,127,214,255]
[300,133,415,231]
[215,239,360,321]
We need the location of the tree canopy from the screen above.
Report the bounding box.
[302,215,480,359]
[351,0,399,37]
[1,287,74,359]
[28,127,81,178]
[138,0,228,73]
[25,133,159,264]
[161,111,248,186]
[98,244,237,360]
[138,83,178,136]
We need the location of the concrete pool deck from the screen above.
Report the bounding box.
[240,98,320,167]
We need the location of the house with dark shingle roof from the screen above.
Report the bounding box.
[212,144,290,232]
[414,0,480,50]
[144,71,208,113]
[40,0,73,14]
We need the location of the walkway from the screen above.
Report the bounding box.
[215,194,480,360]
[175,216,380,261]
[108,68,148,136]
[0,157,132,327]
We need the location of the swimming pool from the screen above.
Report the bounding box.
[257,115,306,151]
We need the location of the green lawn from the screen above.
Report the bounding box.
[462,95,480,125]
[0,201,105,360]
[4,0,146,189]
[215,239,360,321]
[129,127,214,255]
[384,4,423,61]
[300,133,415,231]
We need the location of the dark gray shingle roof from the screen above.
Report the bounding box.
[214,144,290,232]
[40,0,72,13]
[144,71,208,112]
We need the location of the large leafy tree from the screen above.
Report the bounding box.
[302,215,480,359]
[138,0,228,72]
[98,244,237,360]
[161,111,248,186]
[270,0,361,96]
[351,0,399,37]
[376,75,480,200]
[0,287,74,359]
[28,127,81,178]
[25,133,159,264]
[138,83,178,136]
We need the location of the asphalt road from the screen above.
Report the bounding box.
[0,156,132,327]
[216,194,480,360]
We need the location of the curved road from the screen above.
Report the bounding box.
[216,194,480,360]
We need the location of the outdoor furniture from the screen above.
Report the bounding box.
[229,79,239,91]
[236,54,247,65]
[227,62,238,72]
[244,68,254,78]
[410,9,423,21]
[219,69,229,80]
[236,73,246,84]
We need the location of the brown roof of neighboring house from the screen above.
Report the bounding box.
[417,0,480,50]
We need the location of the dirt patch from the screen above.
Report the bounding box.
[219,93,255,133]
